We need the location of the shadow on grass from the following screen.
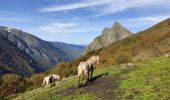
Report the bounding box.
[89,73,108,82]
[78,73,108,87]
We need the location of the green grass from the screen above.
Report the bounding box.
[10,57,170,100]
[116,57,170,100]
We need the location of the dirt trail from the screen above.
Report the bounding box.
[56,73,120,100]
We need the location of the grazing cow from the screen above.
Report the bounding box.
[86,55,100,80]
[78,62,89,86]
[77,55,100,86]
[42,74,60,88]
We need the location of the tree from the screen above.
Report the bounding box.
[115,54,131,64]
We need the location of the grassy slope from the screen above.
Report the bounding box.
[11,57,170,100]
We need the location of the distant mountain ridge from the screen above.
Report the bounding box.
[51,42,85,58]
[0,26,85,76]
[84,22,133,54]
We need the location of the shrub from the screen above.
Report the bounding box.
[102,60,107,64]
[115,54,131,64]
[27,73,45,89]
[0,74,27,98]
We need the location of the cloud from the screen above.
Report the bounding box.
[122,15,170,23]
[118,15,170,32]
[0,10,29,16]
[38,22,98,33]
[39,0,113,12]
[39,0,170,18]
[0,11,32,22]
[0,17,29,22]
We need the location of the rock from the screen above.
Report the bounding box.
[84,21,133,54]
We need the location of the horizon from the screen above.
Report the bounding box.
[0,0,170,45]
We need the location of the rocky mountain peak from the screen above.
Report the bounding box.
[113,21,121,26]
[83,22,133,54]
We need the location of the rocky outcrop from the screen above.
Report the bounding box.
[84,22,133,54]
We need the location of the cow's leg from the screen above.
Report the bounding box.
[85,72,89,85]
[90,66,94,79]
[53,80,56,86]
[42,79,45,89]
[45,80,48,88]
[50,82,52,87]
[87,70,90,81]
[78,75,81,86]
[91,70,93,79]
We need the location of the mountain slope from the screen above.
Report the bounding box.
[52,42,85,58]
[0,31,45,76]
[84,22,133,54]
[0,26,74,68]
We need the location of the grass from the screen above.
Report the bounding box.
[116,57,170,99]
[10,57,170,100]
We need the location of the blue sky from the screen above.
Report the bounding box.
[0,0,170,45]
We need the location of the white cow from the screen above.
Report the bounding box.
[78,62,89,86]
[86,55,100,80]
[77,55,100,86]
[42,74,60,88]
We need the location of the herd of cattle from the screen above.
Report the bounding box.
[42,55,100,88]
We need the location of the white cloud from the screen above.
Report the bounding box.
[118,15,170,32]
[39,0,170,18]
[121,15,169,24]
[38,22,98,33]
[0,10,29,16]
[39,0,113,12]
[0,17,29,22]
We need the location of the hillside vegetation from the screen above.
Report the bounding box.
[10,57,170,100]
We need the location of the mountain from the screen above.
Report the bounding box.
[51,42,85,58]
[0,30,45,76]
[0,26,77,76]
[96,18,170,67]
[84,22,133,54]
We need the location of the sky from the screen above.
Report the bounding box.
[0,0,170,45]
